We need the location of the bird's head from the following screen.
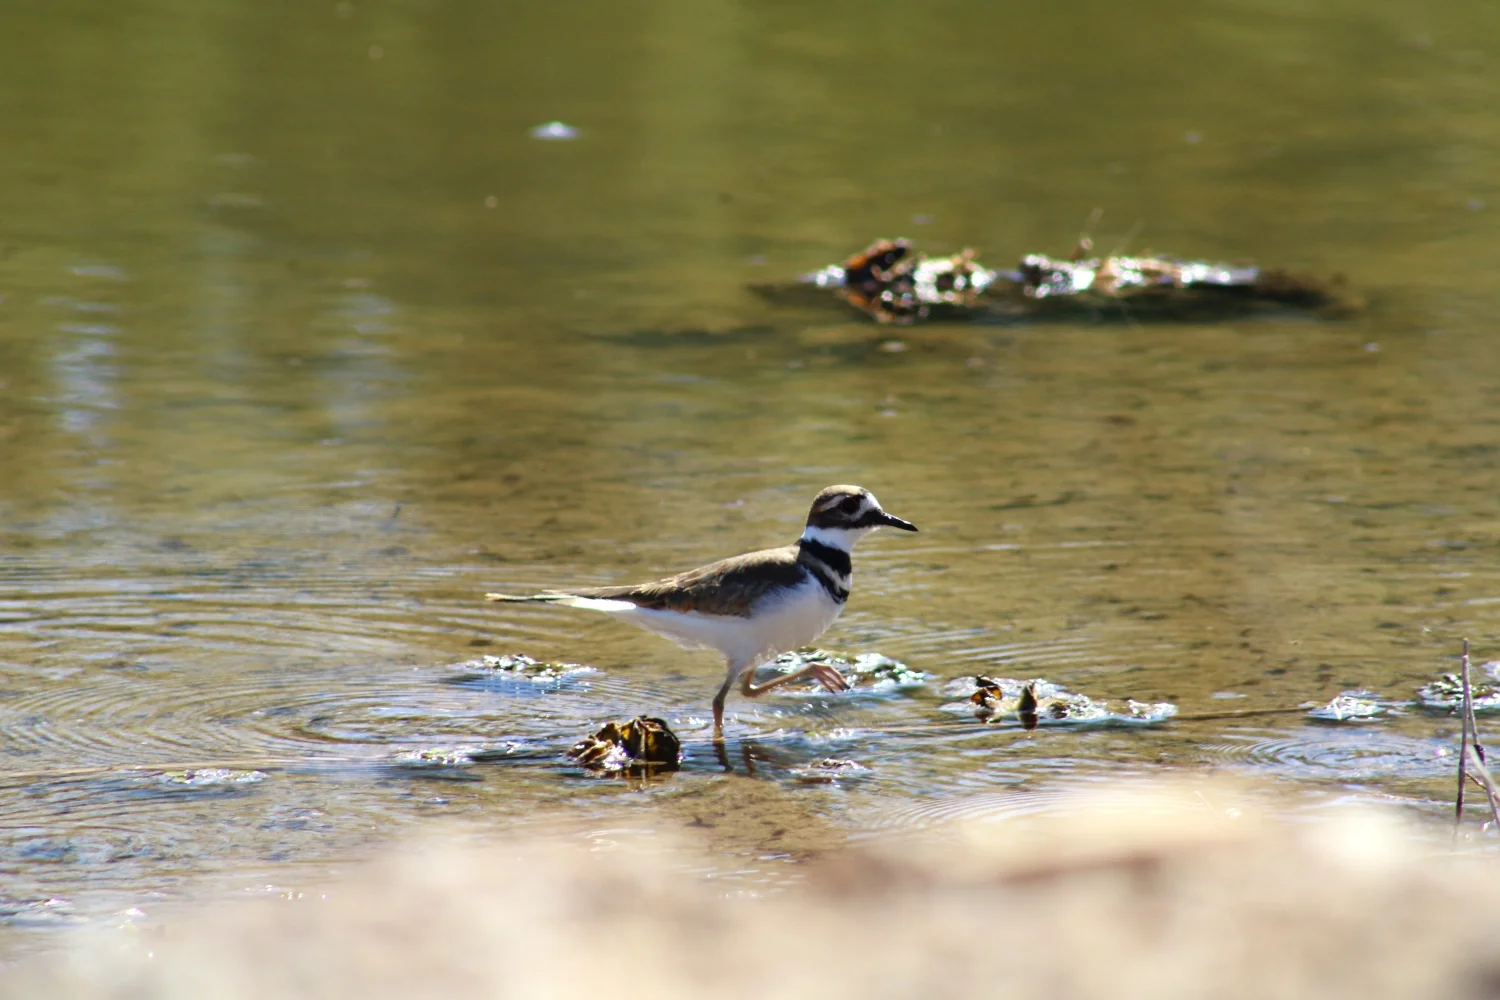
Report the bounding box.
[801,485,917,551]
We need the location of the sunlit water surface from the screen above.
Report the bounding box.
[2,0,1499,953]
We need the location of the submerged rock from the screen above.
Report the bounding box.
[568,717,681,774]
[946,675,1176,727]
[152,768,267,787]
[387,743,532,771]
[390,747,476,769]
[789,758,871,785]
[451,653,596,683]
[773,648,928,691]
[1416,664,1500,713]
[1306,691,1400,723]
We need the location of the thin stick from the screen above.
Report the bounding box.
[1466,746,1500,831]
[1456,638,1472,839]
[1172,706,1310,723]
[1462,637,1500,833]
[1465,639,1487,768]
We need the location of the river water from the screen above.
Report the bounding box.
[2,0,1498,952]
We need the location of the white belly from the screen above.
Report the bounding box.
[617,578,843,669]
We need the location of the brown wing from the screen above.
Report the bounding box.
[572,545,805,617]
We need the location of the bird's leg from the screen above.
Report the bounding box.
[711,666,736,741]
[715,659,851,741]
[740,661,851,698]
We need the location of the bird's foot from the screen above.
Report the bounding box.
[808,663,851,693]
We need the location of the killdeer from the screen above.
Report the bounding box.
[486,485,917,738]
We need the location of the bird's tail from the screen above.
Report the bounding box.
[485,592,636,612]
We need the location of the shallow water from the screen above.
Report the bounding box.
[3,0,1500,952]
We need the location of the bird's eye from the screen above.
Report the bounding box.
[839,496,861,514]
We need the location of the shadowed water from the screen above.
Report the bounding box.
[2,0,1500,953]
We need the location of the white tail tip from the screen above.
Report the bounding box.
[557,596,638,612]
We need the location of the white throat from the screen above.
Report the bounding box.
[800,524,873,552]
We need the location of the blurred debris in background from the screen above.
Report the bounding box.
[768,237,1360,324]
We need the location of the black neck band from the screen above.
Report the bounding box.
[798,537,852,577]
[805,562,850,603]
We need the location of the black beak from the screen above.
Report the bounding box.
[874,510,918,532]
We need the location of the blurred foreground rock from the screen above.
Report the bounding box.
[12,783,1500,1000]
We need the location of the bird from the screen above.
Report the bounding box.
[486,485,918,738]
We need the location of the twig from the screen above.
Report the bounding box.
[1466,746,1500,831]
[1465,640,1487,770]
[1456,638,1471,840]
[1461,636,1500,833]
[1173,706,1312,723]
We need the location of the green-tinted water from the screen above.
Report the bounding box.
[2,0,1499,949]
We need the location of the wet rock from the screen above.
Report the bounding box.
[948,675,1176,727]
[125,768,268,799]
[1016,682,1040,731]
[773,648,928,691]
[789,758,870,785]
[1306,690,1400,723]
[387,743,533,773]
[152,768,266,787]
[568,717,681,774]
[390,748,478,769]
[1416,664,1500,712]
[450,653,596,683]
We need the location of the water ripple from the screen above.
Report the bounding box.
[1199,727,1454,781]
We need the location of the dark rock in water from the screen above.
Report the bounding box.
[793,239,999,324]
[969,675,1004,709]
[568,717,681,774]
[1017,683,1040,732]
